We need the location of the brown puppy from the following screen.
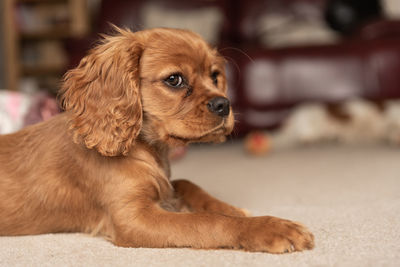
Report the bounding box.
[0,27,314,253]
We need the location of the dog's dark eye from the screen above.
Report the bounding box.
[164,74,184,88]
[211,71,219,86]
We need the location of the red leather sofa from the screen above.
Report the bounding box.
[229,20,400,134]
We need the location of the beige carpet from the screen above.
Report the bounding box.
[1,142,400,266]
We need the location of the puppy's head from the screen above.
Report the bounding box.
[61,27,234,156]
[138,28,234,146]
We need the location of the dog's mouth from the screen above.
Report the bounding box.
[168,120,231,143]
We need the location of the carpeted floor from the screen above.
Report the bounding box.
[1,142,400,266]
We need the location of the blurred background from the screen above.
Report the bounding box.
[1,0,400,146]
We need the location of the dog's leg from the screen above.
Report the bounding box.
[172,179,249,216]
[110,183,314,253]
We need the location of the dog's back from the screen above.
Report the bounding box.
[0,114,104,235]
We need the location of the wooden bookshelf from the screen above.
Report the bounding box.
[2,0,88,91]
[22,65,65,76]
[3,0,19,91]
[18,0,66,3]
[20,27,72,40]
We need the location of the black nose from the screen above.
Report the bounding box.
[207,97,230,117]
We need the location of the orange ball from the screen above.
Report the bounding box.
[245,132,270,156]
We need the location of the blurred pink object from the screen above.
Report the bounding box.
[0,91,31,134]
[169,146,187,161]
[24,92,60,127]
[0,90,60,134]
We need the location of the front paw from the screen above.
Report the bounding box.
[238,216,314,253]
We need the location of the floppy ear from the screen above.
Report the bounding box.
[60,29,143,156]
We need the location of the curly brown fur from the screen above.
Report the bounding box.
[0,27,314,253]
